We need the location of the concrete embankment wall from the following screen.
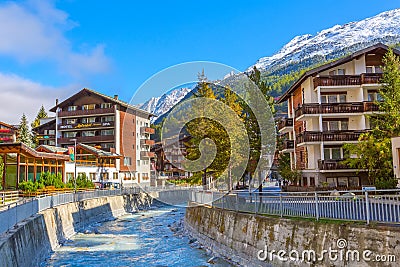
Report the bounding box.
[0,193,151,267]
[185,205,400,267]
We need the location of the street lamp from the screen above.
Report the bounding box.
[70,138,77,194]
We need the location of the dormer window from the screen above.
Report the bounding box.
[67,106,77,111]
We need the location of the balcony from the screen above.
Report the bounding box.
[58,121,115,130]
[140,127,155,134]
[58,135,115,144]
[281,140,294,152]
[58,107,115,118]
[277,118,293,133]
[140,139,155,146]
[318,159,351,170]
[313,73,382,89]
[0,129,15,135]
[295,102,379,118]
[141,151,155,158]
[296,131,366,144]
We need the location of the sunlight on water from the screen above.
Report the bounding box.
[42,207,234,267]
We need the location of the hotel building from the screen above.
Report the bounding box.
[40,88,155,186]
[277,43,399,188]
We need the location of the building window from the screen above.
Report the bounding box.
[101,129,114,136]
[137,160,140,166]
[310,177,315,187]
[124,157,132,166]
[66,119,77,124]
[90,173,96,181]
[321,94,347,103]
[101,103,112,109]
[49,140,55,146]
[337,69,345,75]
[82,131,96,137]
[322,120,348,131]
[44,130,48,135]
[67,106,77,111]
[324,146,344,160]
[329,70,336,76]
[63,132,77,138]
[348,177,359,187]
[113,172,118,180]
[299,151,304,163]
[367,91,382,102]
[49,130,55,135]
[82,104,96,110]
[337,177,348,187]
[102,143,114,150]
[101,116,114,122]
[366,66,383,74]
[101,173,109,180]
[327,178,336,187]
[82,117,96,123]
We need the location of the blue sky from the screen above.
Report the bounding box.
[0,0,399,124]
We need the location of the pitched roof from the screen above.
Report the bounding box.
[0,143,69,160]
[277,43,400,104]
[36,145,68,154]
[0,121,17,130]
[77,143,122,158]
[49,88,154,116]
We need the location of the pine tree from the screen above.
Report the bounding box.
[17,113,33,148]
[31,105,48,129]
[31,105,48,147]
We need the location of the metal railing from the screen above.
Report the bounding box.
[0,187,141,235]
[0,191,19,206]
[190,189,400,225]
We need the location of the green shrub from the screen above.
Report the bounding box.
[375,177,398,189]
[67,173,94,189]
[19,181,36,192]
[38,172,65,188]
[0,183,2,191]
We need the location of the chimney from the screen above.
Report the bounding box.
[114,95,118,100]
[56,99,59,105]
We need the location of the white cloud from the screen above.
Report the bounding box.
[0,0,110,75]
[0,72,78,125]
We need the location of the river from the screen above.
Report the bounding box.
[41,205,234,267]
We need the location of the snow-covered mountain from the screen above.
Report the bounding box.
[141,9,400,120]
[140,87,192,120]
[250,9,400,73]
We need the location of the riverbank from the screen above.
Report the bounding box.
[0,193,152,267]
[185,205,400,267]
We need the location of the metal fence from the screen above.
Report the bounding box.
[190,189,400,225]
[0,187,142,235]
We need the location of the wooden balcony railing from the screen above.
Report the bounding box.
[282,140,294,150]
[141,151,155,158]
[140,139,155,146]
[58,121,115,130]
[58,107,115,117]
[313,73,382,88]
[140,127,155,134]
[58,135,115,144]
[295,102,379,117]
[277,118,293,131]
[296,131,366,143]
[318,159,351,170]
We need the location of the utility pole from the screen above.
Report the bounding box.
[70,138,77,194]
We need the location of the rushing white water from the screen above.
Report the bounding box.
[42,206,233,267]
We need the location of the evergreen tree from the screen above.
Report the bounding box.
[31,105,48,129]
[17,113,33,147]
[31,105,48,147]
